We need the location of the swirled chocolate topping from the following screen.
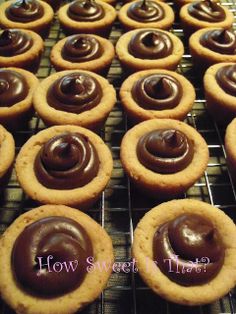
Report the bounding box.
[216,64,236,96]
[131,74,183,110]
[34,133,99,189]
[153,214,225,285]
[127,0,164,23]
[62,34,102,62]
[137,129,193,173]
[47,73,102,114]
[67,0,105,22]
[12,216,93,297]
[6,0,44,23]
[0,69,28,107]
[200,29,236,54]
[188,0,225,22]
[0,29,32,56]
[128,30,173,59]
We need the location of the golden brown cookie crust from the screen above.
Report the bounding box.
[15,125,113,209]
[0,67,38,128]
[180,2,234,36]
[0,0,54,36]
[0,205,114,314]
[0,29,44,72]
[133,199,236,305]
[120,119,209,198]
[58,1,117,35]
[116,28,184,72]
[0,125,15,179]
[204,62,236,124]
[189,28,236,70]
[50,35,115,73]
[120,69,195,122]
[118,0,174,31]
[33,70,116,130]
[225,118,236,179]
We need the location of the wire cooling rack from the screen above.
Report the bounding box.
[0,0,236,313]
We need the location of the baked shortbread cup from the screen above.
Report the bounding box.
[180,0,234,37]
[189,28,236,73]
[0,29,44,73]
[50,34,115,74]
[0,124,15,186]
[15,125,113,209]
[120,119,209,198]
[118,0,174,31]
[0,204,114,314]
[0,0,54,38]
[133,199,236,305]
[204,62,236,125]
[0,67,38,129]
[58,0,117,36]
[116,28,184,72]
[33,70,116,130]
[225,118,236,180]
[120,69,195,123]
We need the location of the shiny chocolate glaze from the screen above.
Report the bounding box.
[216,64,236,96]
[153,214,225,285]
[47,73,102,114]
[188,0,225,22]
[137,129,194,173]
[0,29,32,56]
[200,29,236,54]
[0,69,28,107]
[62,34,102,62]
[6,0,44,23]
[128,30,173,59]
[67,0,105,22]
[127,0,164,23]
[34,133,99,189]
[12,216,93,296]
[131,74,183,110]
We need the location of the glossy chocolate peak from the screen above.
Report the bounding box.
[12,216,93,296]
[47,73,102,114]
[68,0,105,22]
[132,74,183,110]
[137,129,193,173]
[128,30,173,59]
[216,64,236,96]
[200,29,236,54]
[153,214,225,285]
[6,0,44,22]
[188,0,225,22]
[62,34,102,62]
[0,29,32,56]
[0,69,28,107]
[34,133,99,189]
[127,0,164,23]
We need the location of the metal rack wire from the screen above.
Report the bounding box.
[0,0,236,313]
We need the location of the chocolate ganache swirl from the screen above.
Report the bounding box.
[200,29,236,54]
[153,214,225,285]
[47,73,102,114]
[188,0,225,22]
[132,74,183,110]
[128,30,173,59]
[62,34,102,62]
[68,0,105,22]
[216,64,236,96]
[0,29,32,56]
[6,0,44,23]
[127,0,164,23]
[34,133,99,189]
[0,69,28,107]
[137,129,193,173]
[12,216,93,296]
